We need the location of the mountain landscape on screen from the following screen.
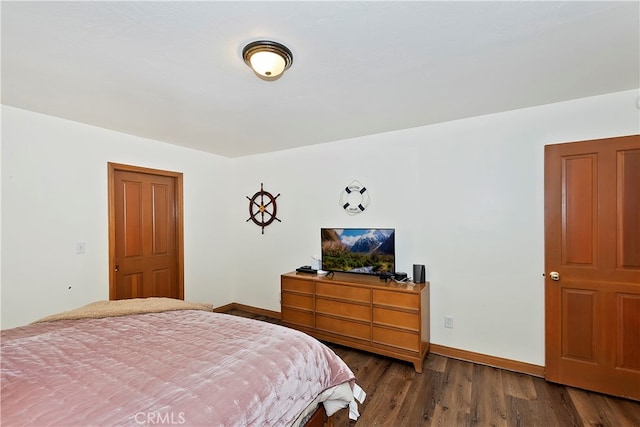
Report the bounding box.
[321,228,395,275]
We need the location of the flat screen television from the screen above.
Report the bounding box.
[321,228,395,276]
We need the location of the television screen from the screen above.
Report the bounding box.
[321,228,395,275]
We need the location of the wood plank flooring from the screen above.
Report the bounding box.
[225,309,640,426]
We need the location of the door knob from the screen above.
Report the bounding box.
[549,271,560,281]
[115,265,119,272]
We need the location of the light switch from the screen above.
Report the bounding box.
[76,242,86,254]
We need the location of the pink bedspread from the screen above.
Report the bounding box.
[1,310,355,426]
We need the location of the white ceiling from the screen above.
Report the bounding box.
[2,1,639,158]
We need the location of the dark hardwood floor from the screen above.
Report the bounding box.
[225,309,640,426]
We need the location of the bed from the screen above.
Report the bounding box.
[1,298,364,426]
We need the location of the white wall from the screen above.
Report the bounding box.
[1,106,234,328]
[230,89,640,366]
[2,89,638,366]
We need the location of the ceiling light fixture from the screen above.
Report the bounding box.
[242,40,293,80]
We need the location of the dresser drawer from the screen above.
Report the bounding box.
[282,307,314,328]
[373,289,419,309]
[316,314,370,342]
[316,298,370,322]
[373,307,419,331]
[373,326,420,353]
[316,282,370,303]
[282,292,313,310]
[282,277,314,294]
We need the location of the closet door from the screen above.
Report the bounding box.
[544,135,639,400]
[109,163,184,300]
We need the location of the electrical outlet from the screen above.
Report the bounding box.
[444,315,454,329]
[76,242,86,254]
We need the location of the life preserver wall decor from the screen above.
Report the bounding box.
[339,180,370,215]
[246,183,281,234]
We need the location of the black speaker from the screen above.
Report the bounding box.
[413,264,426,283]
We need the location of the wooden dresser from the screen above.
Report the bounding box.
[281,271,430,372]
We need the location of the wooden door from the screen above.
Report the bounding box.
[108,163,184,300]
[544,134,640,400]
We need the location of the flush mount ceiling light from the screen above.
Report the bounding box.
[242,40,293,80]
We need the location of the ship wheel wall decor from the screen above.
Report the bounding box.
[246,183,281,234]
